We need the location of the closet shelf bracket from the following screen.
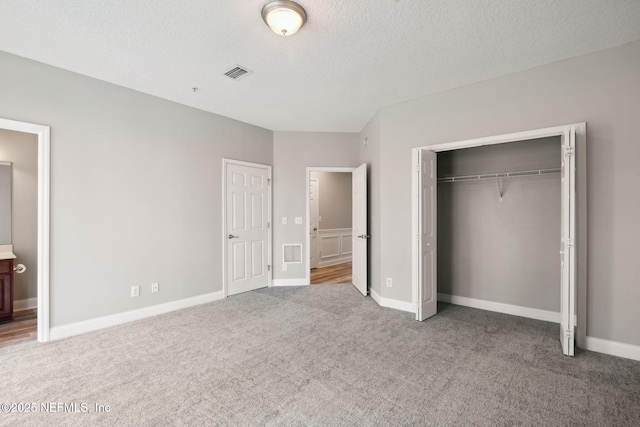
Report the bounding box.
[496,175,506,201]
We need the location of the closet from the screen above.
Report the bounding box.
[436,137,561,316]
[412,123,581,356]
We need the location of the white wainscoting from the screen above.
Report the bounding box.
[317,228,353,268]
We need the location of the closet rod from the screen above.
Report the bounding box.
[437,167,561,183]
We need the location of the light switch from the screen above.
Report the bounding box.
[295,217,303,225]
[282,217,288,225]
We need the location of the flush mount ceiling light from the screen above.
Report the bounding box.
[261,1,307,36]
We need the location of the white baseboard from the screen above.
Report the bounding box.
[272,278,310,287]
[318,257,352,269]
[438,293,560,324]
[370,287,381,303]
[584,336,640,362]
[50,291,225,341]
[14,297,38,311]
[370,288,415,313]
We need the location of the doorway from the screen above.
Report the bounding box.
[0,118,50,343]
[306,165,368,295]
[412,123,585,356]
[309,171,353,284]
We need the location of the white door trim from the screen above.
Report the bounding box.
[222,158,272,298]
[305,167,355,285]
[0,117,50,342]
[411,123,586,351]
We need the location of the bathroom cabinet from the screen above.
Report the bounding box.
[0,259,13,320]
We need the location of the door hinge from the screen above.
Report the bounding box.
[268,221,270,228]
[566,239,573,248]
[416,163,421,173]
[268,265,271,272]
[565,329,574,341]
[565,146,575,156]
[267,178,271,185]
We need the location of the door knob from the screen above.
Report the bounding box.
[228,234,239,239]
[358,234,370,239]
[313,227,318,231]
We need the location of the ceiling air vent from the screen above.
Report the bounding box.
[224,65,252,80]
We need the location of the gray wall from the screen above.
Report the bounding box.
[438,137,562,177]
[273,132,360,281]
[310,171,352,230]
[0,129,38,301]
[372,40,640,347]
[0,51,273,327]
[437,137,561,311]
[3,39,639,349]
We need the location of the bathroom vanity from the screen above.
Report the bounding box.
[0,257,13,320]
[0,162,15,320]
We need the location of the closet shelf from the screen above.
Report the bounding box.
[437,167,561,183]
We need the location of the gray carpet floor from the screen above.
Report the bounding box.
[1,284,639,426]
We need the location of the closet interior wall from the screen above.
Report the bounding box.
[437,136,562,313]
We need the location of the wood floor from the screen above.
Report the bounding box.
[310,262,352,285]
[0,308,37,347]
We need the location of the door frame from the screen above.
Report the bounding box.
[221,158,272,298]
[0,117,50,342]
[411,123,587,348]
[305,167,355,285]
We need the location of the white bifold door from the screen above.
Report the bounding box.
[560,128,576,356]
[415,149,438,321]
[225,161,271,296]
[352,163,368,296]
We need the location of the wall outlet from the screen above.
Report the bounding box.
[386,278,393,288]
[295,217,303,225]
[131,285,140,297]
[282,263,288,272]
[282,217,287,225]
[151,282,159,293]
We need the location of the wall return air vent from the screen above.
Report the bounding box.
[224,66,252,80]
[283,244,302,264]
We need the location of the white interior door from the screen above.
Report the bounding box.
[226,162,270,296]
[309,178,319,269]
[416,149,438,321]
[560,128,576,356]
[352,163,368,296]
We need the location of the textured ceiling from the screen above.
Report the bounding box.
[1,0,640,132]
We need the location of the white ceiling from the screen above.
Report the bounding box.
[1,1,639,132]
